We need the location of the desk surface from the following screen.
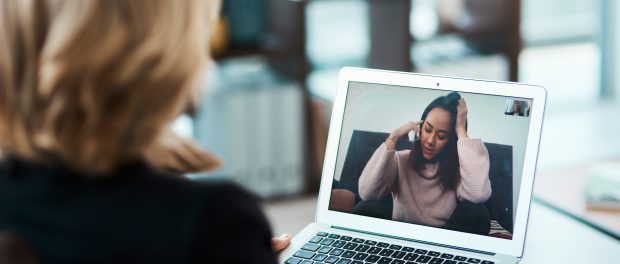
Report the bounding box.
[521,202,620,263]
[534,161,620,239]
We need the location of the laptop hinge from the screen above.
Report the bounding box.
[332,225,496,256]
[494,253,520,263]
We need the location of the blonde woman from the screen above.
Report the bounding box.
[0,0,289,263]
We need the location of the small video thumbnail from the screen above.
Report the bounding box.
[504,99,530,117]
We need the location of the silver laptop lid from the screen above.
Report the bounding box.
[315,67,546,258]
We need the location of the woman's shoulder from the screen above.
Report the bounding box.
[178,179,275,263]
[132,169,275,262]
[0,158,274,263]
[185,179,260,209]
[141,170,260,209]
[143,171,265,220]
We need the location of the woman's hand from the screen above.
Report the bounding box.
[386,120,422,150]
[272,234,291,255]
[456,98,468,139]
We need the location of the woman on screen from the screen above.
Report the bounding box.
[358,92,492,234]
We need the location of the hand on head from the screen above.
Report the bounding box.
[391,120,423,139]
[455,98,468,139]
[387,120,422,150]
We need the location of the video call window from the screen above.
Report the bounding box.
[328,82,533,240]
[504,99,531,117]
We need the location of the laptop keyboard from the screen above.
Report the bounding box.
[285,231,494,264]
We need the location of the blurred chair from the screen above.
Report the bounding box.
[329,130,514,234]
[368,0,521,81]
[0,231,38,264]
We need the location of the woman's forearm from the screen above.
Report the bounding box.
[358,143,398,200]
[456,138,491,203]
[385,134,398,151]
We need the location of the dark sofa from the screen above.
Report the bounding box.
[329,130,514,233]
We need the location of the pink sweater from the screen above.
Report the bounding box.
[358,138,491,227]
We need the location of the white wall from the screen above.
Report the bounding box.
[333,82,532,218]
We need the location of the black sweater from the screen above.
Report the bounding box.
[0,157,276,264]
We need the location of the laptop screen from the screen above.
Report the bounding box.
[328,81,533,240]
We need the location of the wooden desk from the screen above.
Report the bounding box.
[534,161,620,239]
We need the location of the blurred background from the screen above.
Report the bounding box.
[175,0,620,261]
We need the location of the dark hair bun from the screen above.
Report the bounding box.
[446,92,461,103]
[444,92,461,111]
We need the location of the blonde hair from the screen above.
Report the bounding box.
[0,0,221,174]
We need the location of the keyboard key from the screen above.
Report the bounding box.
[392,251,406,259]
[317,232,329,237]
[314,254,328,261]
[379,249,394,256]
[364,240,378,246]
[352,261,363,264]
[404,253,419,261]
[353,252,368,261]
[309,236,323,243]
[377,242,390,248]
[427,251,441,257]
[320,238,335,246]
[444,260,457,264]
[392,260,405,264]
[467,258,481,263]
[389,245,403,250]
[325,256,340,263]
[378,257,393,264]
[481,261,494,264]
[336,259,351,264]
[415,249,428,254]
[293,250,315,259]
[330,248,344,256]
[366,255,381,263]
[285,257,302,264]
[300,260,313,264]
[319,246,333,254]
[416,255,432,263]
[352,238,365,243]
[328,234,341,239]
[402,247,415,252]
[440,253,454,259]
[454,256,467,261]
[332,241,346,248]
[342,250,356,258]
[344,242,358,250]
[367,247,382,254]
[354,244,370,252]
[302,243,321,252]
[429,257,444,264]
[340,236,353,241]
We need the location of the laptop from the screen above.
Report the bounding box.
[279,67,546,264]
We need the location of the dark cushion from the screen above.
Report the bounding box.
[334,129,513,233]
